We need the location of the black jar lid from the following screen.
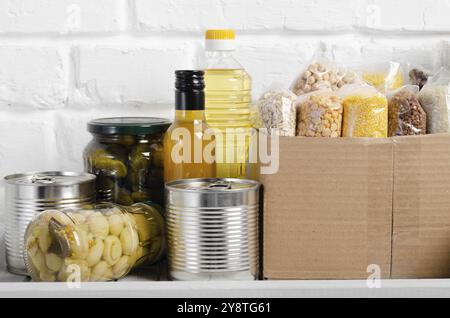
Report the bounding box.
[88,117,171,135]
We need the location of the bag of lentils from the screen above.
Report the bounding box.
[340,84,388,138]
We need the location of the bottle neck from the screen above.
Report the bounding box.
[206,51,234,58]
[174,110,205,122]
[205,50,242,70]
[175,89,205,111]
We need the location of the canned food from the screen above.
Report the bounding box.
[165,178,260,281]
[24,202,165,282]
[84,117,171,206]
[4,172,96,276]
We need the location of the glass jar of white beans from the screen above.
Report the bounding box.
[23,202,165,282]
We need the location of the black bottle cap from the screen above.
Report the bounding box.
[175,70,205,111]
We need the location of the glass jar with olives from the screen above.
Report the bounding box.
[24,202,165,282]
[84,118,171,206]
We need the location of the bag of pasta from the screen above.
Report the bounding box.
[388,85,426,137]
[296,90,343,138]
[418,68,450,134]
[340,84,388,138]
[256,88,297,136]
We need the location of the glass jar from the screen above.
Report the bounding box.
[24,202,165,282]
[84,118,171,206]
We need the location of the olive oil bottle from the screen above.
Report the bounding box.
[163,71,215,182]
[204,30,255,179]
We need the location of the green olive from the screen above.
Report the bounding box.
[131,191,150,203]
[130,144,151,171]
[117,135,136,147]
[91,149,128,178]
[114,188,134,206]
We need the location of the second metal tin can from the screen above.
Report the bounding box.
[165,178,260,281]
[4,172,96,276]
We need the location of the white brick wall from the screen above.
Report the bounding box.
[0,0,450,220]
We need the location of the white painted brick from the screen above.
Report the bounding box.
[284,0,362,31]
[72,44,193,107]
[0,0,127,34]
[233,36,317,98]
[135,0,225,32]
[135,0,359,32]
[0,47,67,109]
[361,0,450,31]
[331,37,440,70]
[0,110,59,180]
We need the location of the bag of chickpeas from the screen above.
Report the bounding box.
[291,53,357,96]
[295,90,343,138]
[387,85,427,137]
[339,84,389,138]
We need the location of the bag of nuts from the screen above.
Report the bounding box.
[296,90,343,138]
[256,88,297,136]
[291,55,357,96]
[387,85,427,137]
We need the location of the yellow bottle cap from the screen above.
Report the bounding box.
[205,30,236,40]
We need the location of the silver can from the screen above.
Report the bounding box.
[4,172,96,276]
[165,178,260,281]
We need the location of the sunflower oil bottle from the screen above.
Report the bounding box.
[203,30,257,180]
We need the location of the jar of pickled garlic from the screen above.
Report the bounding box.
[84,118,171,206]
[24,202,165,282]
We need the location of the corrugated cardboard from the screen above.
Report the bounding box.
[261,137,393,280]
[262,134,450,280]
[392,134,450,278]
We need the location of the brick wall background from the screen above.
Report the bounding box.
[0,0,449,219]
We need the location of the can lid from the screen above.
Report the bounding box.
[88,117,171,135]
[166,178,260,193]
[4,171,96,187]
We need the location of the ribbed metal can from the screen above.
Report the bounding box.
[4,172,96,276]
[165,178,260,281]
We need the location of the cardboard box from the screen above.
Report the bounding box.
[261,134,450,280]
[392,134,450,279]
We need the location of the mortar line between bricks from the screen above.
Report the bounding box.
[0,30,449,41]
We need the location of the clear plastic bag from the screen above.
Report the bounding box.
[418,68,450,134]
[341,84,388,138]
[408,67,431,90]
[256,88,297,136]
[296,90,343,138]
[291,53,357,95]
[387,85,427,137]
[357,61,405,93]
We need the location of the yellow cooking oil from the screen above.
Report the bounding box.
[205,69,254,179]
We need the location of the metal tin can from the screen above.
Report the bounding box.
[165,178,260,281]
[4,172,96,276]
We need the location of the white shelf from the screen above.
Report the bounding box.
[1,225,450,298]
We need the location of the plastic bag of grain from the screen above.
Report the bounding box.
[388,85,427,136]
[418,68,450,134]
